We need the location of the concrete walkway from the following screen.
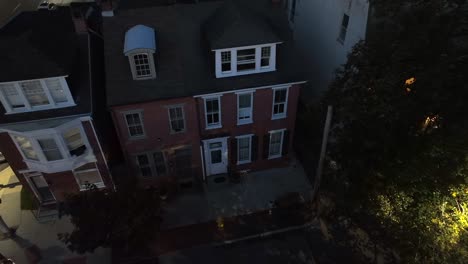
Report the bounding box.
[163,159,312,229]
[0,166,111,263]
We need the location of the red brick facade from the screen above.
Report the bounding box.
[111,84,301,185]
[0,119,113,204]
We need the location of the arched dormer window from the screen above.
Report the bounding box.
[124,25,157,80]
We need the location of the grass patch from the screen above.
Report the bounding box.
[20,188,38,210]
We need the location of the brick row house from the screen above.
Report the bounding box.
[104,0,306,190]
[0,7,115,215]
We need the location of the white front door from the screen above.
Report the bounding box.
[203,137,228,176]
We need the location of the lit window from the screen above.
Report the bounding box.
[0,83,25,109]
[133,53,152,78]
[205,97,221,128]
[168,106,185,133]
[237,136,252,164]
[63,127,86,156]
[14,135,39,161]
[338,14,350,43]
[45,78,68,103]
[221,51,231,72]
[37,138,63,161]
[20,80,49,107]
[269,130,284,158]
[237,48,256,71]
[272,88,288,119]
[261,47,271,67]
[125,112,145,138]
[74,168,104,189]
[237,93,253,125]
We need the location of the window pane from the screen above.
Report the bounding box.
[238,137,250,162]
[137,154,152,177]
[0,83,25,108]
[126,113,144,137]
[261,47,271,67]
[221,51,231,72]
[153,151,166,176]
[45,78,68,103]
[238,94,251,108]
[133,53,152,77]
[75,170,102,186]
[237,48,256,71]
[14,136,39,160]
[169,107,185,132]
[38,138,63,161]
[20,81,49,106]
[269,132,282,156]
[211,149,222,163]
[274,89,287,103]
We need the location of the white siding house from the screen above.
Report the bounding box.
[285,0,369,98]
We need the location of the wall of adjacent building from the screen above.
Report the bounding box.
[289,0,369,99]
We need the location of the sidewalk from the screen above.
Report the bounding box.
[0,166,111,263]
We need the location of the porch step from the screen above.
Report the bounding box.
[33,204,59,223]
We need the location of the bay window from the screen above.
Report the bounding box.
[37,138,63,161]
[13,136,39,161]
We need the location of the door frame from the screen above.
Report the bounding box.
[202,137,229,176]
[23,172,56,204]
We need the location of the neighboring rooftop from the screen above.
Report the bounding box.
[104,0,307,106]
[0,8,77,82]
[0,8,96,125]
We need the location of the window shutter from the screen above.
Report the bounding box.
[251,135,258,161]
[230,137,237,165]
[282,130,290,156]
[262,134,270,159]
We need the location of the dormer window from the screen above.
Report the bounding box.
[215,44,277,78]
[124,25,157,80]
[0,77,75,114]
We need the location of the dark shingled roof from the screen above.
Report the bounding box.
[0,8,96,125]
[104,0,307,106]
[0,8,77,82]
[204,1,282,50]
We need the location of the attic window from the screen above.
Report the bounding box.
[124,25,157,80]
[215,44,277,78]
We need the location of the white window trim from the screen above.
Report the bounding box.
[237,91,254,125]
[0,76,75,114]
[271,87,289,120]
[203,95,222,130]
[9,120,94,173]
[236,134,253,165]
[122,110,146,139]
[135,151,167,178]
[167,105,186,134]
[127,50,156,80]
[74,167,105,191]
[214,43,278,78]
[268,129,286,160]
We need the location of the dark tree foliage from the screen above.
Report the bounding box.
[58,181,162,255]
[323,0,468,262]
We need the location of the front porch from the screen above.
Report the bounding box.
[162,157,312,229]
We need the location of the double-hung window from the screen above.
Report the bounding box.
[205,97,221,129]
[269,130,284,159]
[125,112,145,138]
[237,92,253,125]
[221,51,231,72]
[20,81,50,107]
[261,47,271,68]
[37,138,63,161]
[338,14,350,44]
[236,48,256,71]
[133,53,152,78]
[0,83,25,109]
[237,135,252,164]
[136,151,167,178]
[272,88,288,119]
[168,106,185,133]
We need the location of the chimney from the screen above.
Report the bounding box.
[101,0,114,17]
